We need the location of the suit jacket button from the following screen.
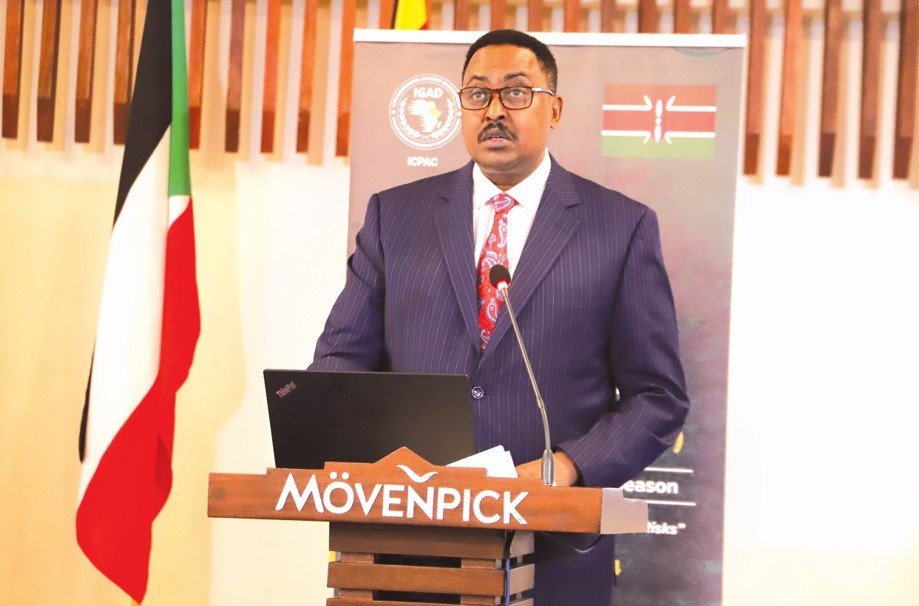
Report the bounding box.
[471,386,485,400]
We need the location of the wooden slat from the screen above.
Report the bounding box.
[893,0,917,179]
[527,0,544,31]
[673,0,692,34]
[2,0,26,138]
[637,0,659,33]
[859,0,882,179]
[460,558,503,605]
[563,0,579,32]
[74,0,97,142]
[743,0,766,175]
[335,0,357,156]
[261,0,281,153]
[454,0,471,30]
[599,0,616,33]
[330,524,534,560]
[113,0,135,144]
[711,0,730,34]
[776,0,802,176]
[328,561,534,596]
[337,590,373,600]
[225,0,245,152]
[379,0,394,27]
[490,0,506,29]
[36,0,62,142]
[187,0,207,149]
[818,0,842,177]
[296,0,319,152]
[340,552,375,564]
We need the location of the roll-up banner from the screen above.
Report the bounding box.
[347,30,744,605]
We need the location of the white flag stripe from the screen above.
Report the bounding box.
[168,194,191,225]
[664,104,716,112]
[78,130,171,501]
[602,104,715,113]
[601,130,715,138]
[666,131,716,138]
[601,130,650,137]
[601,103,652,111]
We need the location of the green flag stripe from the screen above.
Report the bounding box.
[169,0,191,197]
[601,136,714,159]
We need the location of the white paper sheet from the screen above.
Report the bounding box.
[448,445,518,478]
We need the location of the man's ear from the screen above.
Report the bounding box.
[550,96,563,128]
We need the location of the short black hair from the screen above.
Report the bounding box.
[462,29,558,91]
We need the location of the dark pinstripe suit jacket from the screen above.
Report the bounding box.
[310,158,689,604]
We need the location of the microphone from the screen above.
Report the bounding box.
[489,264,554,486]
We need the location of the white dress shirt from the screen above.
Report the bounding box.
[472,149,551,276]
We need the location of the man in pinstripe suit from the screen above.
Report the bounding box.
[310,29,689,604]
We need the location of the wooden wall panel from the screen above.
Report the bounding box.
[637,0,658,33]
[297,0,319,152]
[36,0,62,141]
[563,0,580,32]
[858,0,882,179]
[674,0,693,34]
[335,0,357,156]
[225,0,246,152]
[818,0,842,177]
[113,0,135,144]
[187,0,207,149]
[0,0,913,181]
[776,0,802,176]
[3,0,26,138]
[599,0,616,33]
[261,0,282,153]
[743,0,767,175]
[490,0,507,29]
[712,0,731,34]
[379,0,394,27]
[454,0,471,30]
[892,0,917,179]
[527,0,544,31]
[74,0,97,143]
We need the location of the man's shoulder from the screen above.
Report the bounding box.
[375,163,470,203]
[557,163,652,220]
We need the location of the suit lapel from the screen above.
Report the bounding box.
[435,162,481,351]
[480,159,581,364]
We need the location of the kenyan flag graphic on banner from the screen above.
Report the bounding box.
[601,84,717,158]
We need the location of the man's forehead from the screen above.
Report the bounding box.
[463,45,542,82]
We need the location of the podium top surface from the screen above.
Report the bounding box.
[209,448,647,535]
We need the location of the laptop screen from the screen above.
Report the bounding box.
[264,370,475,469]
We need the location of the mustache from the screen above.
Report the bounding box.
[478,123,515,142]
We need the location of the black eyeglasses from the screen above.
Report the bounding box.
[457,86,555,111]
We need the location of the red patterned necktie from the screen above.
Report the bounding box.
[477,193,517,351]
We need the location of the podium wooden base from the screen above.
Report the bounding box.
[327,523,535,605]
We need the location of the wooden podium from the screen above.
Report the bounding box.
[208,448,647,605]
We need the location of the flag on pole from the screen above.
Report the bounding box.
[76,0,199,600]
[393,0,427,29]
[601,84,718,158]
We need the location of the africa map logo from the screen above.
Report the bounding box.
[602,84,717,158]
[389,74,461,150]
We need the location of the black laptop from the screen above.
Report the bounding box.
[264,370,476,469]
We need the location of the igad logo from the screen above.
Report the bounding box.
[275,465,529,525]
[389,74,461,151]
